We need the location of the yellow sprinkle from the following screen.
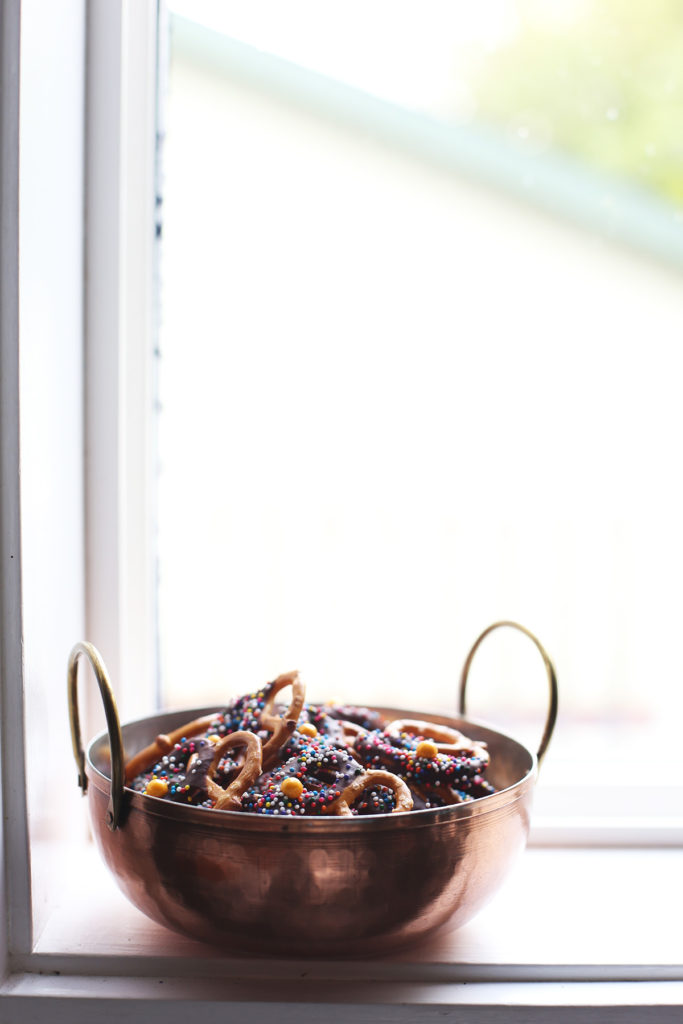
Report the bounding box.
[145,778,169,798]
[415,740,439,760]
[207,734,221,744]
[298,722,318,738]
[280,777,304,799]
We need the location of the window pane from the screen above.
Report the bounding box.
[158,3,683,801]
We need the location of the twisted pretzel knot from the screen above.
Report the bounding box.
[202,731,263,811]
[337,720,367,743]
[324,769,413,817]
[260,671,306,770]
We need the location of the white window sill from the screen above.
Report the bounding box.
[3,842,681,1021]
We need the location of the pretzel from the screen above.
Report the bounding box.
[322,703,386,732]
[384,718,490,765]
[409,783,471,809]
[202,731,263,811]
[124,712,219,784]
[324,769,413,816]
[260,671,306,770]
[338,720,367,744]
[241,740,371,816]
[353,728,492,800]
[281,716,368,764]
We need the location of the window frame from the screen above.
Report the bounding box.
[1,0,158,970]
[84,0,159,725]
[1,1,681,1018]
[0,0,24,972]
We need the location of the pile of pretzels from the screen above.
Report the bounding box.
[126,672,495,817]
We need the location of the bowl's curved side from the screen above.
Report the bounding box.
[86,769,533,956]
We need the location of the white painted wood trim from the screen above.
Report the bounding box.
[531,817,683,848]
[1,975,683,1023]
[84,0,159,730]
[17,845,683,990]
[0,0,31,965]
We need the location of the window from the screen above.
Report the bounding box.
[157,2,683,837]
[1,1,681,1019]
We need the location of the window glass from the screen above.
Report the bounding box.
[158,1,683,803]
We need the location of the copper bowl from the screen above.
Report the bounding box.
[68,621,557,957]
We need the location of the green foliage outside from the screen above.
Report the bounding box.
[470,0,683,207]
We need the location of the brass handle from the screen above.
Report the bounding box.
[67,641,125,831]
[458,620,558,767]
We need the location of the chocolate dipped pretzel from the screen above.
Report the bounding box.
[176,671,306,773]
[241,737,367,816]
[206,673,298,739]
[130,732,240,806]
[267,704,371,767]
[353,728,495,803]
[124,712,219,785]
[259,670,306,770]
[321,703,386,732]
[324,769,412,816]
[203,731,263,811]
[384,718,489,765]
